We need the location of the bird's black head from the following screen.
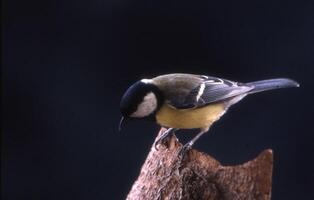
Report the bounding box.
[120,79,164,121]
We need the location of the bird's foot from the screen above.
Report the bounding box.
[154,128,175,150]
[178,142,193,157]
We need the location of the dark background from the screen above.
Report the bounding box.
[2,0,314,199]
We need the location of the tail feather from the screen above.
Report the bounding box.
[246,78,299,94]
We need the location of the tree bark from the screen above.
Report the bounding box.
[126,128,273,200]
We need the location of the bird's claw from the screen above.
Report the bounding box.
[154,128,176,150]
[178,142,192,157]
[154,136,167,150]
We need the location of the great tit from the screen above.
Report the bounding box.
[119,73,299,155]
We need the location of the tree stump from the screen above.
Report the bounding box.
[127,128,273,200]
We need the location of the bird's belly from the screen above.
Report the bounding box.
[156,103,225,130]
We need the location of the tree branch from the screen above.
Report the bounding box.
[127,128,273,200]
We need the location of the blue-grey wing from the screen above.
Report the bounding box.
[178,76,253,108]
[153,74,253,109]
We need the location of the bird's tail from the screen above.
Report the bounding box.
[246,78,300,94]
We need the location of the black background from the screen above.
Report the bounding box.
[2,0,314,199]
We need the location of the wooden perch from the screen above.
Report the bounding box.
[126,128,273,200]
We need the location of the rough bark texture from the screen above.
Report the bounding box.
[127,128,273,200]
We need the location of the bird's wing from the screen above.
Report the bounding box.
[154,74,253,109]
[182,76,253,108]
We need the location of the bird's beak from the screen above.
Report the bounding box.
[118,116,126,132]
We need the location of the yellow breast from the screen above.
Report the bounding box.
[156,103,226,130]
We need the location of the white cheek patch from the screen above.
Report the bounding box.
[131,92,157,118]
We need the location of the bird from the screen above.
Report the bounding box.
[119,73,299,155]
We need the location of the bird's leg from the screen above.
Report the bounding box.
[178,129,208,157]
[154,128,178,150]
